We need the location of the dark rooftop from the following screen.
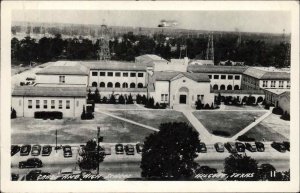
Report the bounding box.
[36,61,89,75]
[12,86,87,97]
[154,71,210,82]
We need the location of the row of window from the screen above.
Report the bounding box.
[213,84,240,90]
[91,71,144,78]
[170,95,204,101]
[161,94,169,102]
[27,100,76,109]
[208,74,240,80]
[91,82,144,88]
[262,80,290,88]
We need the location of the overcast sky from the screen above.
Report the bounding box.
[12,10,291,34]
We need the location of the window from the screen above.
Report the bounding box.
[161,94,168,102]
[108,72,113,77]
[227,85,232,90]
[130,73,136,77]
[234,85,239,90]
[66,100,70,109]
[115,82,120,88]
[100,72,106,76]
[197,95,204,101]
[100,82,105,87]
[271,81,276,87]
[262,81,268,87]
[213,84,218,90]
[137,83,143,88]
[221,75,226,79]
[123,72,128,77]
[28,100,32,109]
[76,101,79,107]
[235,75,240,80]
[59,76,65,83]
[59,100,62,109]
[36,100,40,109]
[214,75,219,79]
[130,83,135,88]
[123,82,128,88]
[161,94,164,101]
[228,75,233,80]
[92,72,98,76]
[279,81,284,88]
[287,81,290,88]
[220,85,225,90]
[51,100,55,109]
[92,82,97,87]
[115,72,121,77]
[208,75,212,79]
[43,100,47,109]
[107,82,113,88]
[138,73,144,77]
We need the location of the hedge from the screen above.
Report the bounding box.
[34,111,63,119]
[237,135,255,142]
[212,130,231,137]
[272,107,284,115]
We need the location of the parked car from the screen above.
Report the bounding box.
[235,142,246,152]
[197,142,207,153]
[125,144,135,155]
[214,142,224,152]
[255,142,265,152]
[20,145,31,156]
[115,144,124,154]
[104,146,111,155]
[25,170,44,181]
[224,142,237,153]
[196,166,218,174]
[11,173,19,181]
[245,142,257,152]
[63,145,72,158]
[136,143,144,154]
[283,141,290,151]
[31,145,41,156]
[19,158,43,168]
[11,145,20,156]
[271,142,286,153]
[42,145,52,156]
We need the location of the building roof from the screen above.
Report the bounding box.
[187,65,248,74]
[213,89,265,95]
[135,54,167,62]
[189,60,214,65]
[12,86,87,97]
[154,71,210,82]
[36,61,89,75]
[83,61,152,71]
[243,67,290,80]
[88,87,147,93]
[264,89,290,96]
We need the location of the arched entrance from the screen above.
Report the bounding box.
[178,87,189,104]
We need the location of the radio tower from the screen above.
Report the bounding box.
[97,21,111,60]
[205,33,214,62]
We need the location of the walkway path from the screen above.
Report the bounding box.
[229,110,272,140]
[95,109,159,132]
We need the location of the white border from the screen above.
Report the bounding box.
[1,1,299,192]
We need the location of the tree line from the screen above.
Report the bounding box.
[11,32,290,68]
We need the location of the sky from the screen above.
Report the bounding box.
[12,10,291,34]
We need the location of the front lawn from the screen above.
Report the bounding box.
[193,111,265,137]
[108,110,190,129]
[11,114,155,144]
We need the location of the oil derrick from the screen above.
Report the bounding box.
[97,24,111,60]
[205,32,214,62]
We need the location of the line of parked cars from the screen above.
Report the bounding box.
[115,143,143,155]
[196,141,290,154]
[12,144,73,158]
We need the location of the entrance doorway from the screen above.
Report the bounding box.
[179,95,187,104]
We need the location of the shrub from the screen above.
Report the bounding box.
[160,103,167,109]
[81,107,86,120]
[247,96,256,105]
[85,112,94,120]
[34,111,62,119]
[272,107,284,115]
[101,96,107,104]
[94,89,101,103]
[155,102,160,109]
[242,96,248,104]
[237,135,255,142]
[257,96,264,104]
[118,94,125,104]
[136,94,142,104]
[87,89,93,101]
[109,94,116,104]
[210,103,214,109]
[195,99,203,110]
[126,94,134,104]
[203,103,210,109]
[145,97,155,108]
[11,108,17,119]
[264,103,270,110]
[212,130,231,137]
[280,111,290,121]
[142,95,147,105]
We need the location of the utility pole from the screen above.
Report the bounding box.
[97,126,100,174]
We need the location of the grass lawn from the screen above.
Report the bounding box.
[11,113,155,144]
[95,103,145,110]
[223,104,264,110]
[193,111,265,137]
[108,110,190,129]
[242,114,289,141]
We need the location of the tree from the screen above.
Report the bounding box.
[136,94,142,104]
[81,106,86,120]
[78,139,105,170]
[109,94,116,104]
[94,89,100,103]
[11,108,17,119]
[141,122,200,180]
[87,89,92,101]
[195,99,203,110]
[126,93,134,104]
[118,94,125,104]
[102,96,107,104]
[224,154,259,181]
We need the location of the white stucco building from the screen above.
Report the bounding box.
[265,89,290,114]
[12,86,87,118]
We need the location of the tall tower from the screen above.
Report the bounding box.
[205,33,214,62]
[97,23,111,60]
